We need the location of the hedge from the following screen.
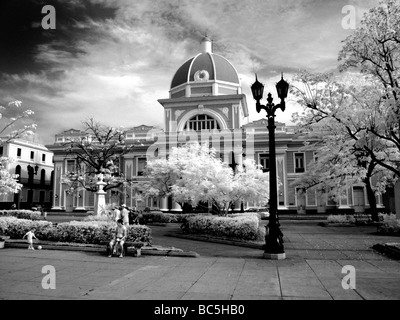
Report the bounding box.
[0,210,42,221]
[326,214,356,224]
[0,217,152,244]
[0,217,52,239]
[377,214,400,235]
[181,213,264,241]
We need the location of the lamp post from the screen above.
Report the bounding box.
[251,73,289,260]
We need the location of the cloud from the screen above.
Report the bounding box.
[0,0,383,145]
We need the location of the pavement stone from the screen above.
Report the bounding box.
[1,218,400,302]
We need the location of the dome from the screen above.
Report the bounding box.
[170,37,240,93]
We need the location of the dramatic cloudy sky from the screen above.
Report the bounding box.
[0,0,380,145]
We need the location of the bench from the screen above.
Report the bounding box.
[103,241,146,257]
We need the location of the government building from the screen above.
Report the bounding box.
[46,37,387,214]
[0,139,54,209]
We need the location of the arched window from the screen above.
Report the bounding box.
[40,169,46,186]
[15,165,21,183]
[183,114,220,131]
[27,165,34,185]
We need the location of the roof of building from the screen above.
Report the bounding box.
[170,37,240,90]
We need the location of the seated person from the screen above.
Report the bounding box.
[108,219,127,258]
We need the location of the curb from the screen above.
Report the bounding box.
[2,240,199,258]
[372,243,400,260]
[165,232,264,250]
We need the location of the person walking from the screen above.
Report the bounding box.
[120,204,129,227]
[112,205,121,222]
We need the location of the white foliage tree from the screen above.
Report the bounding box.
[142,142,270,215]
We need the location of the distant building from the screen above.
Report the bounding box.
[46,36,386,214]
[0,139,54,209]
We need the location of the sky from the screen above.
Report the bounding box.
[0,0,381,146]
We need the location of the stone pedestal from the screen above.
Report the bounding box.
[94,174,107,216]
[263,252,286,260]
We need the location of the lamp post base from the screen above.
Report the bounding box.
[263,252,286,260]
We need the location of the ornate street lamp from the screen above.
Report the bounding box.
[251,73,289,260]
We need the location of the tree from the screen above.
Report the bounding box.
[0,157,22,195]
[61,118,134,194]
[0,100,36,196]
[0,100,36,145]
[290,71,396,220]
[338,0,400,179]
[142,142,270,215]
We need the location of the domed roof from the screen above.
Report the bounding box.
[170,38,240,90]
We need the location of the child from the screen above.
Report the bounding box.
[23,230,38,250]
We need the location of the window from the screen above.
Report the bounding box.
[42,154,46,162]
[15,166,21,183]
[137,158,146,176]
[184,115,220,131]
[259,154,270,173]
[0,146,3,156]
[40,169,46,186]
[66,160,75,173]
[30,151,35,160]
[27,165,34,185]
[17,148,21,158]
[294,153,305,173]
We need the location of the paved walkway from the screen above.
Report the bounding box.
[1,219,399,300]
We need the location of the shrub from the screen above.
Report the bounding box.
[0,210,42,220]
[0,217,152,244]
[83,215,113,222]
[327,214,355,224]
[175,213,198,224]
[377,214,400,235]
[142,211,179,223]
[0,217,53,239]
[181,214,264,241]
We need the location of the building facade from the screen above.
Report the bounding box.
[46,37,386,214]
[0,139,54,210]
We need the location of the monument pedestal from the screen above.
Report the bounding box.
[263,252,286,260]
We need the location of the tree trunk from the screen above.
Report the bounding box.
[364,177,378,222]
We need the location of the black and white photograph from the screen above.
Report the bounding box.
[0,0,399,308]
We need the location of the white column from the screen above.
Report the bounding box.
[234,152,243,212]
[171,200,182,212]
[160,197,168,212]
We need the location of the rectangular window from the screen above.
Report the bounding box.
[66,160,75,173]
[17,148,21,158]
[259,154,270,173]
[42,154,46,162]
[137,158,146,176]
[0,146,3,156]
[294,153,305,173]
[30,151,35,160]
